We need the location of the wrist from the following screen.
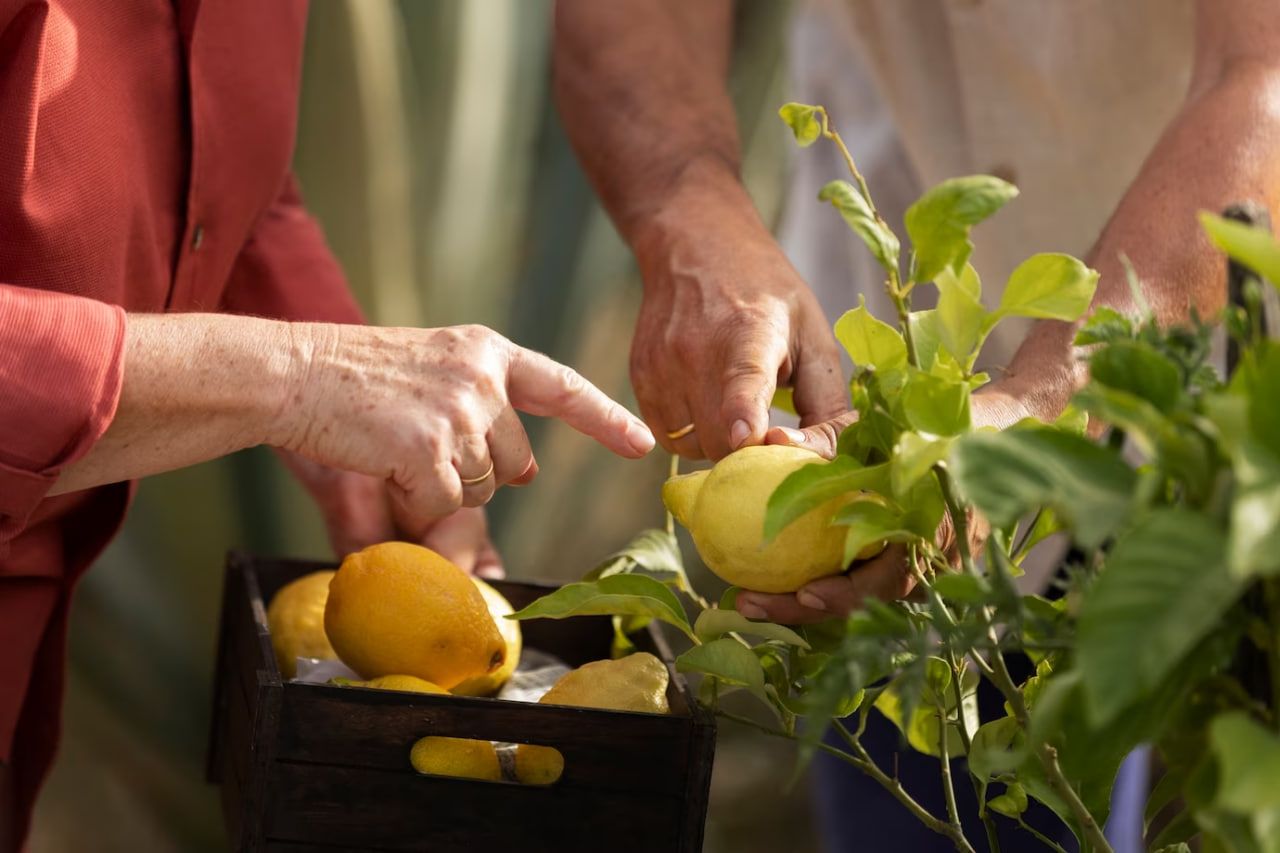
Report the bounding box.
[629,156,762,261]
[265,319,338,449]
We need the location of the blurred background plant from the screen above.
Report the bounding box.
[30,1,825,851]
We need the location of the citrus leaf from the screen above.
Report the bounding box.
[890,431,951,496]
[935,263,988,366]
[832,499,913,565]
[1089,339,1182,414]
[901,372,971,437]
[1200,211,1280,289]
[968,716,1026,780]
[693,608,810,648]
[906,175,1018,284]
[764,456,889,542]
[950,426,1137,549]
[1077,509,1239,726]
[995,253,1098,322]
[988,783,1029,818]
[1210,712,1280,813]
[510,574,694,640]
[930,573,991,604]
[677,638,768,702]
[583,528,690,592]
[834,295,908,372]
[778,102,823,147]
[818,179,900,274]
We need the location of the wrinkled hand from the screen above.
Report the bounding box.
[275,323,653,538]
[735,386,1031,624]
[278,451,504,577]
[631,190,847,460]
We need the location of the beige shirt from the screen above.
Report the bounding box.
[781,0,1195,369]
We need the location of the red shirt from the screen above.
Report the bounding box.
[0,1,363,843]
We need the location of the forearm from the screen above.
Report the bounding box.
[1003,58,1280,418]
[50,313,302,494]
[553,0,744,246]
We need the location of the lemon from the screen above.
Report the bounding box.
[451,578,522,697]
[324,542,506,690]
[514,653,670,785]
[662,445,885,594]
[335,674,448,694]
[267,570,339,679]
[410,736,502,782]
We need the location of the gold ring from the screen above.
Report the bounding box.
[666,423,696,440]
[460,461,495,486]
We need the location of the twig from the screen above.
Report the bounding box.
[935,699,965,843]
[665,453,679,537]
[1017,816,1069,853]
[830,720,977,853]
[936,468,978,577]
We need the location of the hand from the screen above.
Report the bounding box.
[735,386,1032,624]
[630,186,847,460]
[276,323,653,537]
[278,451,505,576]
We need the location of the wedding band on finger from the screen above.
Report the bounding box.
[666,423,696,441]
[459,461,495,486]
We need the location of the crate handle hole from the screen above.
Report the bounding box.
[409,737,565,786]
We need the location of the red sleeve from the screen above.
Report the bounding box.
[0,285,125,545]
[219,173,366,324]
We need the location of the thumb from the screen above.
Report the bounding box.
[764,411,859,459]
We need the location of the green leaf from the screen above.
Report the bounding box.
[693,608,810,648]
[1246,345,1280,461]
[935,264,988,366]
[908,310,943,373]
[901,373,971,437]
[818,180,900,274]
[968,716,1026,780]
[995,253,1098,322]
[1074,306,1135,346]
[765,456,889,542]
[1200,211,1280,289]
[905,175,1019,284]
[988,783,1029,818]
[833,498,913,565]
[890,431,951,496]
[834,295,908,371]
[584,528,691,592]
[1089,339,1183,414]
[874,658,977,757]
[950,426,1137,549]
[1211,712,1280,812]
[1229,432,1280,577]
[677,638,769,702]
[930,573,991,604]
[511,574,694,640]
[1077,509,1239,726]
[778,102,824,147]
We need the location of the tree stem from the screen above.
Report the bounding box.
[935,700,965,843]
[937,468,978,577]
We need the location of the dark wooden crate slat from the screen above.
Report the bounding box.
[264,761,682,852]
[276,683,692,798]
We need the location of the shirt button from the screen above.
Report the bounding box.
[191,224,205,251]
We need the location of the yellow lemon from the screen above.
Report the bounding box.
[515,653,670,785]
[335,674,448,694]
[324,542,506,690]
[267,570,339,679]
[410,736,502,782]
[451,578,522,697]
[662,445,885,593]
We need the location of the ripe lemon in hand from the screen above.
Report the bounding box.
[515,653,671,785]
[410,736,502,782]
[451,577,522,697]
[324,542,506,690]
[267,570,339,679]
[663,445,884,593]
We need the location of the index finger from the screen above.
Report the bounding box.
[507,347,655,458]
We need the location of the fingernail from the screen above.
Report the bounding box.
[730,419,752,449]
[627,420,656,454]
[776,427,806,446]
[796,590,828,611]
[738,602,768,620]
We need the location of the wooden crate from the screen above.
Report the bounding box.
[206,553,716,852]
